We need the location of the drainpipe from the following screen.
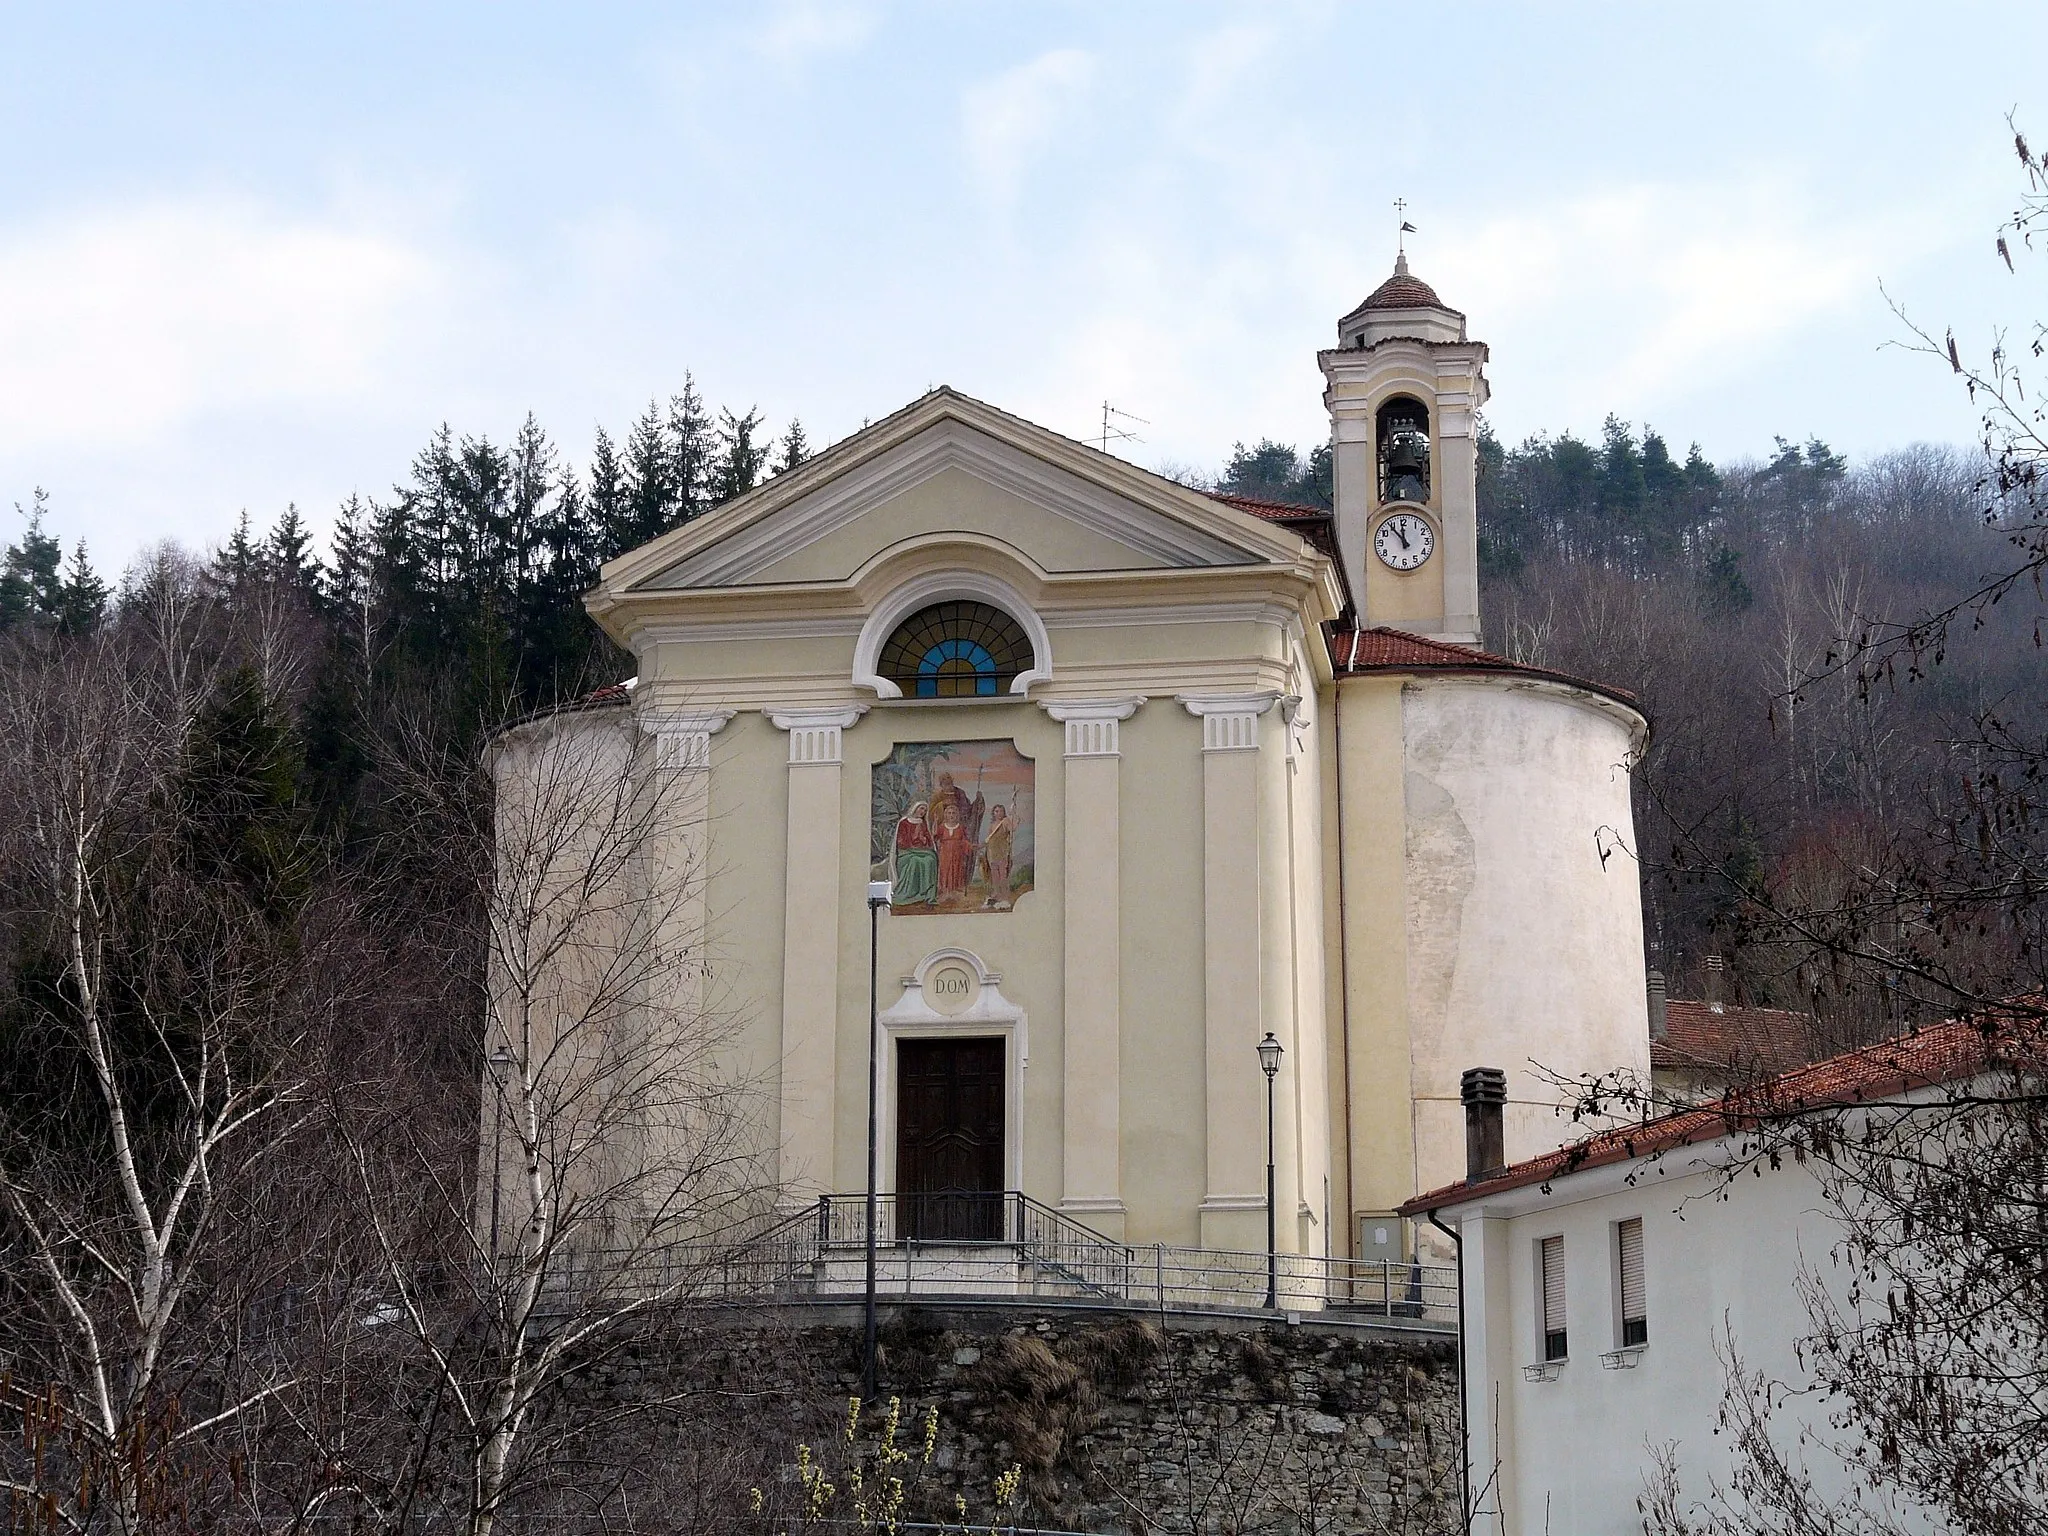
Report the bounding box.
[1428,1208,1469,1534]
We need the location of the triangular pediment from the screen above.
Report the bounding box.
[598,389,1314,596]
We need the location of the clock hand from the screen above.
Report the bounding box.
[1395,523,1411,550]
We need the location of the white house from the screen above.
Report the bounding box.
[1401,1021,2007,1534]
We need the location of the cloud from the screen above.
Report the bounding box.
[753,0,878,62]
[1420,180,1908,428]
[960,48,1097,206]
[0,198,438,450]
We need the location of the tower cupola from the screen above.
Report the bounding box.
[1320,251,1489,643]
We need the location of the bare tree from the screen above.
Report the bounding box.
[0,617,355,1532]
[327,700,776,1536]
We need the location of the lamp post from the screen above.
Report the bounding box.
[486,1044,516,1272]
[1257,1031,1284,1309]
[862,880,892,1400]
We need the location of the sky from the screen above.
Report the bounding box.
[3,1,2044,570]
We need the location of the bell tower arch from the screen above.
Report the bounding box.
[1320,254,1489,643]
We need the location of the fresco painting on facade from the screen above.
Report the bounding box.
[872,741,1034,914]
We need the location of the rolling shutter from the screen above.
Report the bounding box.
[1539,1235,1567,1359]
[1618,1218,1647,1345]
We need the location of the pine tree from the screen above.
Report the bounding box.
[178,666,309,916]
[622,399,674,547]
[712,406,769,505]
[665,376,714,525]
[214,509,262,595]
[772,419,811,476]
[1597,415,1648,557]
[0,489,64,628]
[587,425,631,559]
[326,495,376,674]
[267,504,324,598]
[56,543,108,636]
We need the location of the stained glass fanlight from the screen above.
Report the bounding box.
[877,601,1034,698]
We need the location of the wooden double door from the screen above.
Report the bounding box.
[896,1037,1005,1241]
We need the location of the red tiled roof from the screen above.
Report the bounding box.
[1323,624,1642,713]
[1339,259,1466,325]
[1207,491,1331,523]
[1399,1011,2046,1215]
[1652,999,1818,1078]
[1355,272,1447,311]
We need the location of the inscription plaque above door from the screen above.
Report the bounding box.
[925,961,978,1015]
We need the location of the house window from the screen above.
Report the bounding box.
[1539,1235,1568,1361]
[1617,1217,1648,1347]
[877,601,1034,698]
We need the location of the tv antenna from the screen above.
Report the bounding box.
[1098,401,1148,455]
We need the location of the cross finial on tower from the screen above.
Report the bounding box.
[1394,198,1416,275]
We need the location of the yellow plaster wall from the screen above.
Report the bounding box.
[1114,701,1210,1245]
[1324,678,1418,1233]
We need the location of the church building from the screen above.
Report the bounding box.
[522,257,1651,1273]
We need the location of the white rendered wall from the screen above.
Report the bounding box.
[1401,678,1649,1199]
[1449,1150,1907,1535]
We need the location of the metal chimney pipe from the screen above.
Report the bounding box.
[1460,1067,1508,1183]
[1646,969,1668,1043]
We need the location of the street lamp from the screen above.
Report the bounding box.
[862,880,892,1400]
[1257,1031,1284,1309]
[486,1044,517,1271]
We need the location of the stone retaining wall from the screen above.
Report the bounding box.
[574,1305,1460,1535]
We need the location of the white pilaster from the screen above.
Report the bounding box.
[638,707,737,770]
[1180,692,1281,1248]
[765,705,866,1199]
[1041,697,1145,1231]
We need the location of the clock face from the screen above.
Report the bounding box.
[1374,512,1435,572]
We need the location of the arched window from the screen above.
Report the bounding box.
[1376,396,1431,504]
[877,601,1034,698]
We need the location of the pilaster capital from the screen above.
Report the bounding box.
[1177,691,1280,753]
[1041,696,1145,759]
[637,707,736,769]
[765,704,868,766]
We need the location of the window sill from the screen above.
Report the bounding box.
[872,693,1030,708]
[1521,1360,1565,1383]
[1600,1346,1648,1370]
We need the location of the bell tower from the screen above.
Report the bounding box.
[1320,253,1489,643]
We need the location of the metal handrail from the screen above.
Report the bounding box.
[566,1192,1456,1322]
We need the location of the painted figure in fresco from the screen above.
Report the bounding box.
[892,802,939,908]
[931,770,985,902]
[980,803,1014,909]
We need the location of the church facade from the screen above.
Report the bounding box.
[520,260,1651,1268]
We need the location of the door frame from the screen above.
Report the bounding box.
[877,948,1027,1197]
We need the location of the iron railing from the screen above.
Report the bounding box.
[565,1191,1455,1323]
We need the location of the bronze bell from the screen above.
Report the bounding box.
[1383,430,1428,503]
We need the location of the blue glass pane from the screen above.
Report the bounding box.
[917,638,997,676]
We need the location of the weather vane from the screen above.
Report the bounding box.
[1395,197,1416,256]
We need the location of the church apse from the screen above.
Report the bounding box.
[872,740,1035,914]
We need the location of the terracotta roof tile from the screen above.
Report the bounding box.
[1400,1009,2047,1215]
[1322,624,1642,713]
[1355,272,1447,311]
[1651,999,1818,1078]
[1207,491,1331,522]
